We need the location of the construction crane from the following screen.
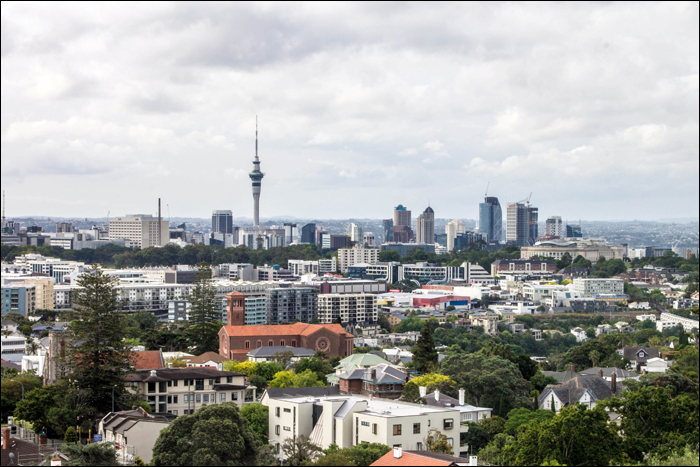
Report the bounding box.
[485,182,490,198]
[516,192,533,207]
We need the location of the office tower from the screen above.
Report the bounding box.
[445,219,465,252]
[249,119,264,226]
[284,223,297,245]
[267,287,318,324]
[545,216,563,237]
[301,223,316,244]
[506,203,530,247]
[478,197,502,243]
[108,214,169,249]
[416,206,435,244]
[211,210,233,234]
[348,223,363,243]
[382,219,394,243]
[55,222,72,233]
[528,207,538,242]
[393,204,411,227]
[566,224,583,238]
[363,232,376,247]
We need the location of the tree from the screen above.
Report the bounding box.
[342,443,391,466]
[504,408,554,436]
[64,426,78,444]
[589,350,601,367]
[272,350,296,368]
[304,452,355,466]
[605,386,699,462]
[440,353,531,415]
[223,360,258,376]
[268,370,324,389]
[503,404,622,466]
[66,266,133,415]
[62,442,118,466]
[1,372,42,423]
[426,429,454,455]
[256,444,280,467]
[249,374,268,392]
[529,370,559,392]
[400,373,456,403]
[461,423,490,453]
[295,357,333,385]
[282,434,321,466]
[478,433,515,466]
[479,415,506,438]
[378,250,401,262]
[185,263,222,354]
[414,322,438,374]
[240,403,268,442]
[152,403,258,466]
[255,361,286,381]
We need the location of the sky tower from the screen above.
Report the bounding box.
[249,117,265,227]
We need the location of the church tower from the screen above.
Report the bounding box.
[226,292,246,326]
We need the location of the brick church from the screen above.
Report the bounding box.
[218,292,355,361]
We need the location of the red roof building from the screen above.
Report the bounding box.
[371,448,472,466]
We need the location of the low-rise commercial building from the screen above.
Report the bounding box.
[521,240,624,262]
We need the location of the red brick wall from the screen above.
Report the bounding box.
[339,379,363,394]
[219,326,354,359]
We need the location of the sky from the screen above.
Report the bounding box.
[1,2,698,222]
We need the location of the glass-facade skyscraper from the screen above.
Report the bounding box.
[478,197,502,243]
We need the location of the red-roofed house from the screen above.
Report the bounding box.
[130,350,165,371]
[371,448,473,466]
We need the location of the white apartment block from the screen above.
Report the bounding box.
[573,278,624,297]
[317,294,378,325]
[522,282,569,303]
[658,312,699,333]
[318,258,337,274]
[14,254,87,284]
[262,389,488,461]
[635,314,656,322]
[338,245,379,273]
[109,215,169,249]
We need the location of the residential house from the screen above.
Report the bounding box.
[383,347,413,366]
[327,353,393,386]
[371,448,474,466]
[570,327,588,343]
[539,373,623,413]
[131,350,165,371]
[98,407,176,464]
[619,346,660,372]
[185,351,230,369]
[125,368,255,415]
[645,357,671,373]
[628,302,651,310]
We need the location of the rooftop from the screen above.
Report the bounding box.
[372,450,471,466]
[247,346,316,358]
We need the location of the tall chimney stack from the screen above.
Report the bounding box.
[598,368,603,378]
[459,389,465,406]
[570,364,575,372]
[611,372,617,394]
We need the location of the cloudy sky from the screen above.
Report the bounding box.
[2,2,698,221]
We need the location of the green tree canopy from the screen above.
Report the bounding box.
[282,434,321,466]
[239,403,269,442]
[504,408,555,436]
[268,369,325,389]
[152,403,259,466]
[426,429,454,455]
[185,263,222,354]
[400,373,457,403]
[414,321,438,374]
[62,442,119,466]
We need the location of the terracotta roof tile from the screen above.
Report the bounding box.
[371,451,456,466]
[130,350,164,370]
[221,323,352,338]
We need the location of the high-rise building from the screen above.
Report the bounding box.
[545,216,563,237]
[506,203,530,247]
[445,219,466,252]
[108,214,169,249]
[393,205,411,227]
[267,287,318,324]
[392,225,414,243]
[348,223,363,243]
[301,223,316,244]
[566,224,583,238]
[55,222,72,234]
[338,244,379,273]
[249,119,264,226]
[284,223,297,245]
[416,206,435,245]
[478,197,502,243]
[363,232,376,247]
[528,207,538,242]
[212,210,234,234]
[382,219,394,243]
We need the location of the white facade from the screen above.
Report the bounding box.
[629,302,651,310]
[348,223,364,243]
[545,216,564,237]
[571,327,588,342]
[645,357,670,373]
[635,313,656,322]
[338,245,379,273]
[659,312,699,333]
[445,219,465,252]
[1,334,27,362]
[573,278,624,297]
[109,215,169,249]
[317,294,378,325]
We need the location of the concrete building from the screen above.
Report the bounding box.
[1,284,35,316]
[363,232,376,247]
[658,312,699,333]
[0,334,26,363]
[55,222,73,233]
[490,259,557,278]
[506,202,535,247]
[380,243,435,258]
[211,210,234,234]
[445,219,466,253]
[267,287,318,324]
[98,408,175,464]
[348,223,364,243]
[521,240,624,261]
[573,278,624,297]
[416,207,435,245]
[317,294,378,326]
[14,277,55,311]
[478,197,502,243]
[566,224,583,238]
[338,245,379,273]
[545,216,564,237]
[109,215,169,249]
[393,205,411,228]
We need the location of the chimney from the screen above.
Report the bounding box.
[598,369,603,378]
[150,370,157,377]
[459,389,465,406]
[642,368,647,375]
[393,447,402,459]
[419,386,427,398]
[2,427,9,450]
[435,389,440,402]
[611,372,617,394]
[570,364,575,372]
[470,455,479,467]
[168,363,173,368]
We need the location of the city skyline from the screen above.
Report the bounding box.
[1,3,698,221]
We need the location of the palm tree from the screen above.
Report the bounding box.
[314,350,328,361]
[26,339,39,356]
[589,350,601,367]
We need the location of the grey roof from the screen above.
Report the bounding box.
[102,409,174,435]
[369,364,406,384]
[334,399,358,419]
[542,369,578,383]
[1,320,17,326]
[338,368,366,380]
[580,367,637,379]
[424,391,460,407]
[265,386,340,399]
[539,374,625,407]
[622,346,660,362]
[125,367,244,382]
[248,346,315,358]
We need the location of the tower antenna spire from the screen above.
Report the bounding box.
[255,115,258,161]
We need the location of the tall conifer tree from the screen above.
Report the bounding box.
[414,321,438,374]
[186,263,222,354]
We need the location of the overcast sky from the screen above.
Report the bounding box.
[2,2,698,222]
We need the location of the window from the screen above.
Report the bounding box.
[183,394,189,403]
[147,382,156,394]
[195,379,204,391]
[372,424,377,435]
[232,392,238,401]
[245,341,250,349]
[393,424,402,436]
[447,438,454,447]
[361,421,370,426]
[280,340,285,346]
[172,380,178,387]
[172,410,178,416]
[167,396,172,404]
[416,442,423,450]
[184,379,189,386]
[183,410,189,415]
[283,408,291,413]
[203,394,209,403]
[268,340,274,346]
[215,377,220,384]
[444,419,454,430]
[275,425,280,435]
[220,393,226,402]
[167,381,172,387]
[283,426,291,431]
[276,407,281,417]
[257,340,262,348]
[226,377,232,383]
[208,379,213,386]
[413,423,420,434]
[462,413,472,422]
[159,382,167,393]
[173,396,178,404]
[291,340,297,347]
[196,394,201,403]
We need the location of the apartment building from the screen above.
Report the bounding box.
[109,215,169,249]
[98,408,175,464]
[1,284,35,316]
[573,278,624,297]
[262,387,490,461]
[125,368,255,416]
[658,312,699,333]
[522,282,569,303]
[338,245,379,273]
[267,287,318,324]
[288,259,338,276]
[14,277,54,310]
[13,254,87,284]
[317,294,378,326]
[521,240,624,261]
